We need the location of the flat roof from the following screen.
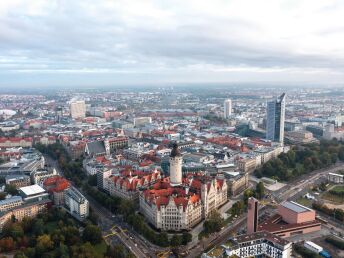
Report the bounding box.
[233,231,290,246]
[281,201,311,213]
[19,184,45,196]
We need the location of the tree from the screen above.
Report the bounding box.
[170,235,182,247]
[13,252,27,258]
[35,234,54,256]
[32,219,44,236]
[82,224,102,244]
[21,217,33,233]
[203,211,224,235]
[243,189,255,204]
[5,184,18,195]
[0,192,6,200]
[182,232,192,245]
[255,182,265,200]
[231,200,245,216]
[70,242,101,258]
[0,237,14,252]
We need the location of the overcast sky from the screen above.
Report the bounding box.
[1,0,344,88]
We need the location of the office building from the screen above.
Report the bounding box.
[224,99,232,119]
[64,186,89,221]
[70,100,86,119]
[247,197,259,234]
[266,93,286,144]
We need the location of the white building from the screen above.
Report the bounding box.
[328,172,344,184]
[224,99,232,119]
[31,169,57,186]
[134,117,152,127]
[170,143,183,186]
[203,231,292,258]
[70,100,86,119]
[64,186,89,221]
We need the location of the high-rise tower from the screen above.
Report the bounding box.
[169,143,182,186]
[224,99,232,119]
[247,197,259,234]
[266,93,286,144]
[70,100,86,119]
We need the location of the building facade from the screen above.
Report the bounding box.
[223,99,232,119]
[223,231,292,258]
[107,169,161,201]
[139,144,228,231]
[70,100,86,119]
[266,93,286,144]
[64,186,89,221]
[0,196,23,212]
[0,200,51,232]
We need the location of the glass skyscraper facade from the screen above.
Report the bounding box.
[266,93,286,144]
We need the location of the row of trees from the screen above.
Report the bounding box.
[329,187,344,198]
[0,207,129,258]
[255,139,344,181]
[312,202,344,222]
[325,237,344,250]
[35,143,86,186]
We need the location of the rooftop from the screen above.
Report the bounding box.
[19,184,45,196]
[281,201,311,213]
[0,196,22,206]
[233,230,290,246]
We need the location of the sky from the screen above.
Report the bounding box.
[0,0,344,88]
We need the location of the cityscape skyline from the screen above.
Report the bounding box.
[1,0,344,87]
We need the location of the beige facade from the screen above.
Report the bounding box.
[237,158,256,173]
[228,173,249,196]
[70,100,86,119]
[0,200,50,231]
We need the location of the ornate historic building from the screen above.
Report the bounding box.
[139,143,228,231]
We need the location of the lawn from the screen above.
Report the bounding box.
[296,197,313,207]
[321,185,344,204]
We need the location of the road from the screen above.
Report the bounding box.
[188,162,344,258]
[44,155,151,258]
[274,162,344,202]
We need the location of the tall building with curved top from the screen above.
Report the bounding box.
[169,143,183,186]
[266,93,286,144]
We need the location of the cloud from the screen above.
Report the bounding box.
[0,0,344,87]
